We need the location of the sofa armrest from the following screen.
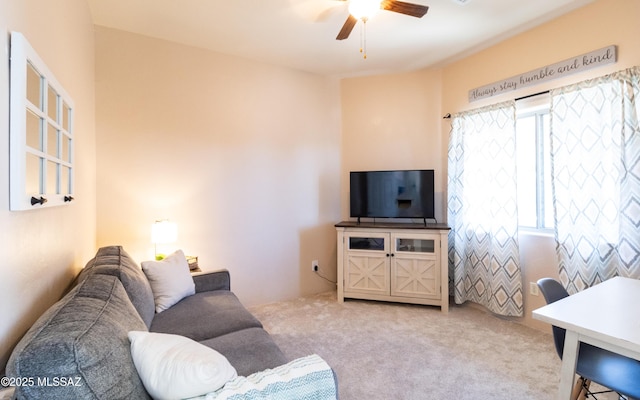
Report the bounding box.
[192,269,230,292]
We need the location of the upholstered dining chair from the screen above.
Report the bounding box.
[537,278,640,400]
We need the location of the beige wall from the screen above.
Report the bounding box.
[340,69,445,220]
[95,27,342,307]
[342,0,640,330]
[441,0,640,114]
[442,0,640,331]
[0,0,96,370]
[2,0,638,375]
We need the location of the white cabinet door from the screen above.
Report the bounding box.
[344,232,390,296]
[391,233,440,299]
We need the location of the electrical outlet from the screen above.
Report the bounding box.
[311,260,319,272]
[530,282,539,296]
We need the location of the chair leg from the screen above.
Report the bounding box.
[571,377,589,400]
[577,379,590,400]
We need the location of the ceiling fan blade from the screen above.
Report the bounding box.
[336,14,358,40]
[381,0,429,18]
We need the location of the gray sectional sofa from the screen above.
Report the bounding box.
[6,245,289,399]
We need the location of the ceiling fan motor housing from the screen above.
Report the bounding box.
[336,0,429,40]
[348,0,382,20]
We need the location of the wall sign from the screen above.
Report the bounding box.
[469,45,617,102]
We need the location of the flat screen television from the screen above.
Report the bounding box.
[350,169,435,221]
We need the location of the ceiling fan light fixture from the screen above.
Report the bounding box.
[348,0,382,21]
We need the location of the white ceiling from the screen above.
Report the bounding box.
[86,0,594,77]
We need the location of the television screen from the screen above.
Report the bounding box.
[350,170,435,220]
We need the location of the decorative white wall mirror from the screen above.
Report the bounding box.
[10,32,75,210]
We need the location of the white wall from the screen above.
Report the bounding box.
[94,27,342,307]
[0,0,96,371]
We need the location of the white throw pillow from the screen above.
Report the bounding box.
[128,331,237,400]
[141,249,195,312]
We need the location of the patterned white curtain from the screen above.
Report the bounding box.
[550,66,640,294]
[448,101,523,317]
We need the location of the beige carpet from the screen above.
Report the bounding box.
[249,291,616,400]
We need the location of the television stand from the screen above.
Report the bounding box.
[335,221,451,312]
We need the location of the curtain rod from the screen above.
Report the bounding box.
[515,90,550,101]
[443,90,551,119]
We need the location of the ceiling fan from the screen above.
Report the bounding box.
[336,0,429,40]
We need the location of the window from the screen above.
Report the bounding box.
[10,32,75,210]
[516,94,553,230]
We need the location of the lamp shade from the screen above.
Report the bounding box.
[151,220,177,244]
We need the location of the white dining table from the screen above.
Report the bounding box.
[532,276,640,399]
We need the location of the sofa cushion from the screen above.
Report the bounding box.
[79,246,155,328]
[149,291,263,341]
[6,274,150,400]
[199,327,288,377]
